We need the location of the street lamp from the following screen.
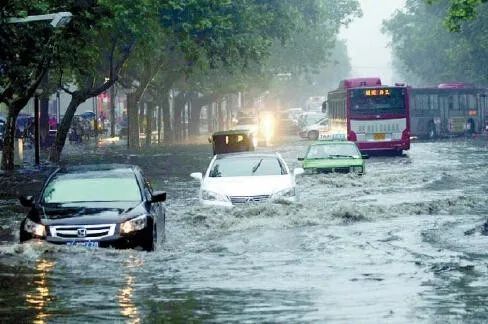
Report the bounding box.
[6,11,72,165]
[7,11,72,28]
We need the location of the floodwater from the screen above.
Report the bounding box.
[1,137,488,322]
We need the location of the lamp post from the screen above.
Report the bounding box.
[34,89,43,165]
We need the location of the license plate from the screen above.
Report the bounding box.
[373,133,385,140]
[67,241,99,248]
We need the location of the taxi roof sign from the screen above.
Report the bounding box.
[318,133,347,141]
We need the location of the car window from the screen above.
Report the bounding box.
[306,144,360,159]
[42,172,142,203]
[209,157,287,177]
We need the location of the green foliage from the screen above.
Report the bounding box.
[385,0,488,85]
[427,0,488,31]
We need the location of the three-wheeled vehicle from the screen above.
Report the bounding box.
[209,130,256,155]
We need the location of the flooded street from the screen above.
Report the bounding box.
[1,138,488,322]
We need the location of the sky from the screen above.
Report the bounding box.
[339,0,406,85]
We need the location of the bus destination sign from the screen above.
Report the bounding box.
[364,89,390,96]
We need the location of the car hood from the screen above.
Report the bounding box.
[203,175,293,196]
[38,201,146,226]
[303,158,363,168]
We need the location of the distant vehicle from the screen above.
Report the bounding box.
[190,152,304,207]
[305,96,326,112]
[275,111,299,136]
[19,164,166,252]
[286,107,303,122]
[0,117,5,149]
[409,83,488,138]
[209,130,256,155]
[327,77,410,154]
[299,140,367,174]
[299,117,329,140]
[233,115,259,134]
[297,112,327,130]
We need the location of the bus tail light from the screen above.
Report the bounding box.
[348,130,357,141]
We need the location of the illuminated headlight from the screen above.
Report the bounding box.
[274,188,296,198]
[120,215,147,234]
[201,190,229,202]
[353,166,363,173]
[24,218,46,237]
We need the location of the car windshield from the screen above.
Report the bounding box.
[209,156,287,177]
[306,143,360,159]
[350,88,406,115]
[305,114,327,125]
[42,170,142,204]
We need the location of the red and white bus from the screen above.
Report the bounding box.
[325,77,410,153]
[409,83,488,138]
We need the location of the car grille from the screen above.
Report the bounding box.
[50,224,116,240]
[229,195,271,204]
[316,167,351,174]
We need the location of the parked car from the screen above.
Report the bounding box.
[299,140,367,174]
[190,152,304,207]
[19,164,166,251]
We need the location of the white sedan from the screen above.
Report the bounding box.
[191,152,304,207]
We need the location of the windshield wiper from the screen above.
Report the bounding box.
[328,155,355,158]
[252,159,263,174]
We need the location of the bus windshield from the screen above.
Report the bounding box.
[350,88,406,116]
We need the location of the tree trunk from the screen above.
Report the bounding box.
[49,94,85,163]
[127,93,140,149]
[157,104,162,144]
[145,101,154,146]
[161,90,172,143]
[174,92,186,142]
[110,85,116,137]
[139,102,145,135]
[207,103,214,133]
[1,110,19,170]
[189,102,202,137]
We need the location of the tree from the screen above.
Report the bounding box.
[384,0,488,85]
[427,0,488,31]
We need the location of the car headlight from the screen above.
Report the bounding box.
[201,190,229,202]
[274,188,296,198]
[353,166,363,173]
[24,218,46,237]
[120,215,147,234]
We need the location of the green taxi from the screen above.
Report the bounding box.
[298,140,367,174]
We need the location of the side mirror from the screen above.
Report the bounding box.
[150,191,166,203]
[19,195,34,207]
[361,154,369,159]
[293,168,305,176]
[297,157,304,161]
[190,172,203,181]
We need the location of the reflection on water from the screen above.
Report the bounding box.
[118,255,143,323]
[25,259,55,324]
[118,275,140,324]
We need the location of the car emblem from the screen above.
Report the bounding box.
[77,228,87,238]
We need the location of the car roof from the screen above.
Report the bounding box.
[215,152,281,160]
[57,163,138,174]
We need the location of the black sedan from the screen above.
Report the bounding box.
[19,164,166,251]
